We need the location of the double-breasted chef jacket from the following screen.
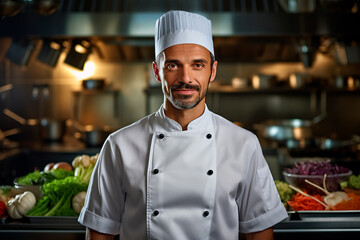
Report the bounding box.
[78,105,288,239]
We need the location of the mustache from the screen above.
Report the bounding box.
[171,83,200,91]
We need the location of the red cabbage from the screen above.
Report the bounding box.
[284,159,350,175]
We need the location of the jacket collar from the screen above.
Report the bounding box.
[155,104,213,132]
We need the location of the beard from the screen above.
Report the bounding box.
[168,81,209,110]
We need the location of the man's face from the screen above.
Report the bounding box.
[153,44,217,110]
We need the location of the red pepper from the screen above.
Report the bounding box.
[0,200,6,217]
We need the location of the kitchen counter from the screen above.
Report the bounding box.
[274,211,360,240]
[0,216,86,240]
[1,212,360,240]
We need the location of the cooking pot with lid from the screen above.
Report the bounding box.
[39,118,66,142]
[70,120,112,147]
[254,119,313,141]
[254,116,325,141]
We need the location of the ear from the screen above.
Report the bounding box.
[210,60,218,82]
[152,61,161,82]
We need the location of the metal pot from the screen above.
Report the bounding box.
[278,0,316,13]
[70,120,111,147]
[289,72,308,88]
[82,78,106,90]
[251,74,277,89]
[32,0,60,16]
[3,108,66,141]
[285,138,315,149]
[0,0,23,17]
[82,125,111,147]
[254,118,323,141]
[320,0,356,12]
[39,118,66,142]
[314,137,356,150]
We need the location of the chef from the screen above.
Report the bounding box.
[78,10,288,240]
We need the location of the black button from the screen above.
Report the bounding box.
[203,211,209,217]
[159,134,164,139]
[206,134,212,139]
[153,210,159,216]
[207,170,213,175]
[152,169,159,174]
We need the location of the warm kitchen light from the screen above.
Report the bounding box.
[252,75,260,89]
[348,76,355,90]
[71,61,96,80]
[50,41,61,50]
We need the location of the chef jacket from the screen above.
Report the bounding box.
[78,104,288,239]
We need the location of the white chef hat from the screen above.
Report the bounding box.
[154,10,214,58]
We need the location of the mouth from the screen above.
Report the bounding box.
[173,89,197,95]
[171,83,199,96]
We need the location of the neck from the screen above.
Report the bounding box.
[163,100,206,130]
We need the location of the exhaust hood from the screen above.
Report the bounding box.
[0,0,359,64]
[0,0,359,38]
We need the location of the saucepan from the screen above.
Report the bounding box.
[39,118,66,142]
[71,120,112,147]
[3,108,66,142]
[253,116,325,141]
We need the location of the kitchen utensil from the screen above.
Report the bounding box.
[320,0,356,12]
[285,138,314,149]
[314,137,356,150]
[251,74,277,89]
[70,120,112,147]
[254,119,313,141]
[82,78,106,90]
[278,0,316,13]
[39,118,66,142]
[83,126,111,147]
[3,108,66,141]
[332,75,360,89]
[254,116,325,141]
[32,0,60,16]
[0,0,23,17]
[3,108,37,126]
[289,72,308,88]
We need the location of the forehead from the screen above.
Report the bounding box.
[163,44,211,61]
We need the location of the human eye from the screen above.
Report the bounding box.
[193,62,205,69]
[166,63,179,70]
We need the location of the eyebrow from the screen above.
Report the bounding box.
[164,58,209,64]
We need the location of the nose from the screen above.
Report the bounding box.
[180,65,192,83]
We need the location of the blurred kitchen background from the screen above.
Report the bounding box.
[0,0,360,182]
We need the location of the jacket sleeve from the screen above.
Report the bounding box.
[78,135,125,235]
[236,136,288,233]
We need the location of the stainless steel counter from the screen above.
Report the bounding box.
[274,211,360,240]
[1,212,360,240]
